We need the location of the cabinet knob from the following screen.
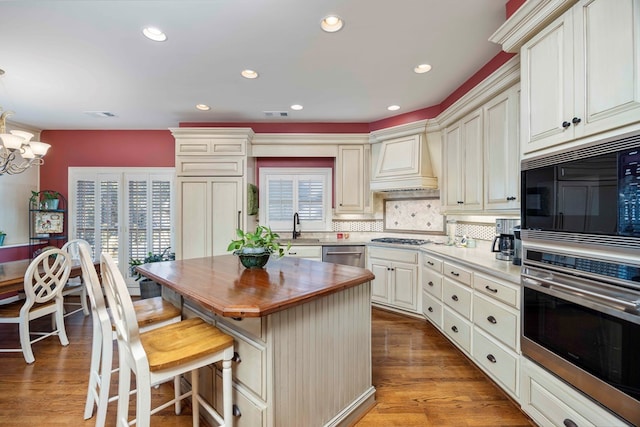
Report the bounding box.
[485,285,498,293]
[451,295,459,302]
[450,271,460,277]
[506,196,516,201]
[487,315,497,324]
[232,404,242,417]
[451,325,458,333]
[231,351,241,363]
[486,354,497,363]
[428,281,434,287]
[427,261,434,266]
[563,419,578,427]
[428,307,433,313]
[571,117,581,125]
[457,201,464,204]
[562,121,571,129]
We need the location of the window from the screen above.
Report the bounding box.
[69,168,174,290]
[259,167,332,232]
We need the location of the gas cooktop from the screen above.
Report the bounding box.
[370,237,431,245]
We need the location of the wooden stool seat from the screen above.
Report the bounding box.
[133,296,181,329]
[142,317,234,371]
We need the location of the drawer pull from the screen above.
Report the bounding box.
[487,315,497,324]
[427,307,433,313]
[451,295,459,302]
[231,352,241,363]
[563,419,577,427]
[233,404,242,417]
[289,251,297,255]
[451,325,458,333]
[428,281,434,287]
[486,354,497,363]
[485,285,498,293]
[427,261,434,266]
[450,271,460,277]
[231,317,243,321]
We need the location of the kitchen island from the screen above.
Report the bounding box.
[137,254,376,427]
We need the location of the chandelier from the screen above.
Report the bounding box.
[0,108,51,175]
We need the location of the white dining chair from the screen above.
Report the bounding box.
[100,251,235,427]
[77,242,182,427]
[60,239,91,317]
[0,248,71,363]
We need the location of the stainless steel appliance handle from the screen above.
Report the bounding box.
[324,251,362,256]
[522,274,640,312]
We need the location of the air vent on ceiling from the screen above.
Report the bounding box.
[263,111,288,118]
[84,111,117,118]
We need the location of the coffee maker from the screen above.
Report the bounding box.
[491,218,520,261]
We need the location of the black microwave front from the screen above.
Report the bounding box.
[521,133,640,240]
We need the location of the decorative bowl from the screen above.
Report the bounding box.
[237,251,271,269]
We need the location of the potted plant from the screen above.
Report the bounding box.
[42,190,61,210]
[227,225,289,269]
[129,247,175,298]
[0,230,5,246]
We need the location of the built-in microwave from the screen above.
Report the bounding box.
[520,132,640,252]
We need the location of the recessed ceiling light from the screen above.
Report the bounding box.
[387,105,400,111]
[196,104,211,111]
[290,104,303,111]
[321,15,344,32]
[142,27,167,42]
[241,69,259,79]
[414,63,432,74]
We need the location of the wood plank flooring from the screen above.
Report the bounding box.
[0,304,533,426]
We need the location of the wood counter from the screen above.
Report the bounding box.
[136,254,376,427]
[136,254,375,318]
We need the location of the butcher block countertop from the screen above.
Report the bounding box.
[136,254,375,318]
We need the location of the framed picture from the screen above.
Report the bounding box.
[34,212,64,234]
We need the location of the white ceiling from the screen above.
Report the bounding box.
[0,0,507,130]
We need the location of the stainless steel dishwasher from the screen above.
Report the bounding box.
[321,245,366,268]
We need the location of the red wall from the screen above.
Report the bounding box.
[39,130,175,202]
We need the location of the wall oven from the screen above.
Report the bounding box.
[520,132,640,425]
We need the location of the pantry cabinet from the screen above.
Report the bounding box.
[443,109,484,211]
[369,246,419,314]
[521,0,640,156]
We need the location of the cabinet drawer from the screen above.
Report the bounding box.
[443,278,472,320]
[473,293,518,350]
[176,138,247,156]
[217,315,264,342]
[443,261,472,286]
[443,307,471,354]
[422,268,443,299]
[422,253,443,273]
[422,291,442,329]
[472,328,518,396]
[216,324,266,399]
[286,245,322,259]
[474,274,519,308]
[176,156,244,176]
[215,375,266,427]
[369,247,418,264]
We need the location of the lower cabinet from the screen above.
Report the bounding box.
[520,358,628,427]
[422,291,442,328]
[284,245,322,261]
[472,328,519,397]
[443,307,472,354]
[369,246,419,314]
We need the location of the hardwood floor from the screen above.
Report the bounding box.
[0,304,533,426]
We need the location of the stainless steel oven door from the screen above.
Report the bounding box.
[521,266,640,426]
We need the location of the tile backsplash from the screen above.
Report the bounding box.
[383,198,445,233]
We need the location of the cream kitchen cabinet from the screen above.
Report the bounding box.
[483,84,520,210]
[369,246,419,314]
[176,176,245,260]
[284,245,322,261]
[443,109,484,212]
[335,144,369,214]
[521,0,640,156]
[421,253,444,328]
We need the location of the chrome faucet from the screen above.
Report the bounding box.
[293,212,300,239]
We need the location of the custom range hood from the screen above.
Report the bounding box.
[369,120,439,192]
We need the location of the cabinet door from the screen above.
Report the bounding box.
[521,11,574,154]
[462,109,483,211]
[369,261,390,303]
[443,122,463,210]
[335,145,365,213]
[484,85,520,210]
[573,0,640,139]
[390,261,418,311]
[210,177,244,256]
[372,134,421,179]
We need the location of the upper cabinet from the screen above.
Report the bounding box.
[369,121,438,192]
[335,145,370,214]
[521,0,640,156]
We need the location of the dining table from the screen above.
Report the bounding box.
[0,258,92,294]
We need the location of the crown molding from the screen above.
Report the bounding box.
[252,133,369,145]
[369,120,428,144]
[489,0,577,53]
[169,127,255,141]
